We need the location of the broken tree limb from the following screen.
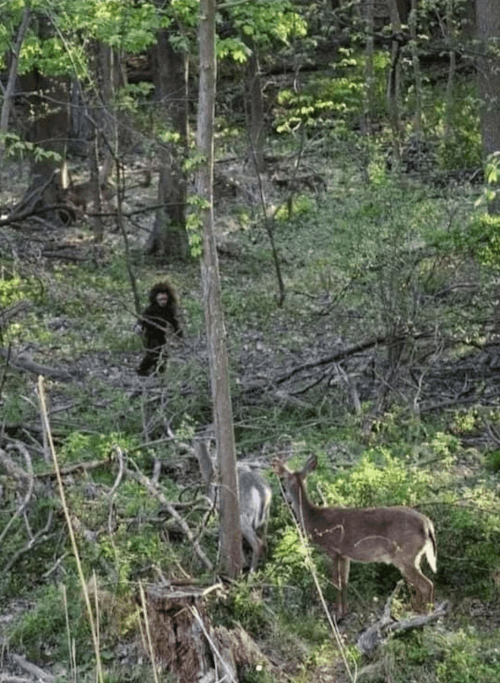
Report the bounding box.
[0,301,31,329]
[8,654,55,683]
[357,581,450,656]
[125,461,214,571]
[0,444,34,546]
[0,346,74,381]
[275,332,431,386]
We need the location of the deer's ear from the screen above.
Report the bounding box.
[303,455,318,474]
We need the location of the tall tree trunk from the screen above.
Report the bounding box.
[196,0,242,577]
[443,0,457,144]
[362,0,375,135]
[476,0,500,161]
[387,0,403,170]
[476,0,500,215]
[147,28,189,260]
[0,7,30,186]
[21,72,70,224]
[245,43,266,173]
[409,0,422,133]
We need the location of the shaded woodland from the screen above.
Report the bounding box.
[1,1,500,682]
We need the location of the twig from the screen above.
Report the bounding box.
[275,333,404,385]
[35,459,109,479]
[108,446,125,534]
[0,444,34,544]
[1,510,53,576]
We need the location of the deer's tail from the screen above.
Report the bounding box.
[424,521,437,573]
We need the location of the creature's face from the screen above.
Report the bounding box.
[156,292,169,307]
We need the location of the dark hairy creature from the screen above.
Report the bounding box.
[136,281,183,376]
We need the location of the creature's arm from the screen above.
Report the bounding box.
[168,307,184,338]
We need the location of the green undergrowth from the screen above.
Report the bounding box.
[2,153,500,682]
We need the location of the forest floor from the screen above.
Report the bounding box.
[2,154,500,682]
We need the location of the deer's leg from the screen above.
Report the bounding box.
[338,556,351,618]
[241,524,263,573]
[398,563,434,612]
[332,555,350,618]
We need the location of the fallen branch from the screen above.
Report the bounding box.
[0,346,74,381]
[35,458,110,479]
[9,654,55,683]
[1,510,54,577]
[0,301,31,329]
[125,459,214,571]
[357,581,450,656]
[1,171,59,226]
[276,332,420,386]
[0,444,34,545]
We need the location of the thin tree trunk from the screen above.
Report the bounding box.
[245,43,266,173]
[196,0,242,578]
[362,0,375,135]
[476,0,500,214]
[89,124,104,242]
[409,0,422,133]
[476,0,500,159]
[147,26,189,260]
[0,6,31,183]
[387,0,403,170]
[443,0,456,143]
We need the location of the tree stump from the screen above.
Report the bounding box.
[145,583,272,683]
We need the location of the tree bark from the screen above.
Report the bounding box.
[362,0,375,135]
[387,0,403,169]
[409,0,422,133]
[245,43,266,173]
[196,0,242,577]
[476,0,500,162]
[146,26,189,260]
[0,6,31,184]
[443,0,457,144]
[21,72,70,224]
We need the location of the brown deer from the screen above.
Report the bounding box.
[195,440,272,572]
[273,455,437,617]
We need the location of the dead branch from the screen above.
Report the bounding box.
[0,447,33,481]
[0,444,34,545]
[275,332,416,386]
[357,581,450,656]
[8,654,55,683]
[0,346,74,381]
[1,172,59,226]
[125,460,214,571]
[0,301,31,329]
[1,509,54,576]
[36,459,111,479]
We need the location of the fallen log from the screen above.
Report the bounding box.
[0,346,74,381]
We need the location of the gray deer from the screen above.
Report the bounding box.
[194,440,272,572]
[273,454,437,617]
